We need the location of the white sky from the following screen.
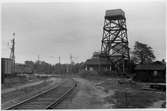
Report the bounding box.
[1,1,166,64]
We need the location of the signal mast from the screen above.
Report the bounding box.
[9,32,15,74]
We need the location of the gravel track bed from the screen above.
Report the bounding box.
[1,78,59,103]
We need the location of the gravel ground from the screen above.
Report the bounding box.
[55,76,166,109]
[94,77,166,108]
[2,80,43,94]
[2,76,39,89]
[2,75,165,109]
[55,77,114,109]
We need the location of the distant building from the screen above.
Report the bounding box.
[15,63,26,74]
[25,61,34,68]
[134,62,166,83]
[85,51,130,72]
[85,57,112,72]
[85,52,112,72]
[15,63,33,74]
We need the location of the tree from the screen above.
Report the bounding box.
[132,41,155,64]
[25,61,34,69]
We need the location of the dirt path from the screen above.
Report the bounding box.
[56,77,166,109]
[56,77,115,109]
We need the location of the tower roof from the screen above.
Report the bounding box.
[105,9,125,20]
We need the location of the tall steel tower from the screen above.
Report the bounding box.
[101,9,130,72]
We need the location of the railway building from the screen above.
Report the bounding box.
[134,61,166,83]
[85,57,111,72]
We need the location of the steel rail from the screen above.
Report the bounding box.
[4,81,64,110]
[5,78,77,110]
[47,78,77,109]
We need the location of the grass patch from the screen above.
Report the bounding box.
[96,78,166,108]
[78,70,115,82]
[78,71,166,108]
[105,90,165,108]
[2,75,40,89]
[1,80,50,103]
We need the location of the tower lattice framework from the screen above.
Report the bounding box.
[101,9,130,72]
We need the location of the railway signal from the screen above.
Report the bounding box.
[9,32,16,74]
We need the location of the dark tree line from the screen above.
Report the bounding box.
[24,60,85,74]
[23,41,159,74]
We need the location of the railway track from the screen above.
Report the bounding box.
[4,78,77,110]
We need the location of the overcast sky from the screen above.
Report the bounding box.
[2,2,166,64]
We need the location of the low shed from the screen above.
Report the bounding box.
[134,64,166,83]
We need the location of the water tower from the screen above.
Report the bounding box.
[101,9,130,72]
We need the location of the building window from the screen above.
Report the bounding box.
[90,67,93,71]
[153,70,158,76]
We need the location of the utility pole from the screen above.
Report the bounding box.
[58,56,61,74]
[69,54,78,73]
[58,56,61,64]
[70,54,77,65]
[37,55,40,63]
[49,56,61,74]
[69,54,73,73]
[49,56,61,64]
[70,54,72,64]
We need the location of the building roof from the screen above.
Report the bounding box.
[135,64,166,70]
[1,58,13,61]
[105,9,125,19]
[85,58,111,65]
[1,58,14,63]
[15,63,25,66]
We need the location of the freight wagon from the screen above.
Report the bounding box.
[1,58,15,83]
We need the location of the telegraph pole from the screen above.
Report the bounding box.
[70,54,72,64]
[69,54,73,73]
[70,54,77,65]
[37,55,40,63]
[58,56,61,64]
[69,54,78,73]
[49,56,61,64]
